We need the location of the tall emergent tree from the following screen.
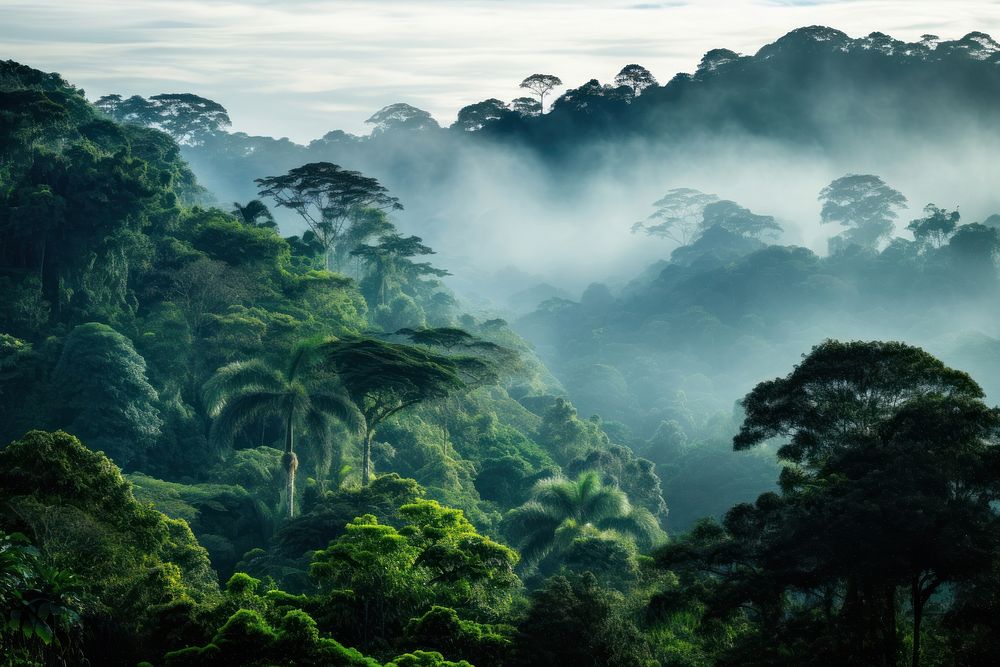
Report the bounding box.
[511,97,541,117]
[256,162,402,271]
[699,200,782,240]
[452,99,510,132]
[819,174,907,252]
[906,203,959,248]
[96,93,231,144]
[365,103,439,135]
[322,337,466,485]
[632,188,720,245]
[613,64,657,96]
[204,339,360,518]
[519,74,563,113]
[727,341,1000,666]
[351,234,450,307]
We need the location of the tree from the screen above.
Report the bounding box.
[632,188,720,245]
[366,103,439,135]
[0,431,218,663]
[164,607,379,667]
[322,337,465,485]
[511,97,541,117]
[397,499,520,618]
[147,93,232,144]
[735,340,982,465]
[514,573,653,667]
[204,339,361,518]
[519,74,563,113]
[535,397,607,465]
[505,472,661,570]
[350,233,449,307]
[730,340,999,666]
[451,99,510,132]
[310,514,423,648]
[309,500,518,649]
[50,322,162,468]
[947,222,1000,274]
[97,93,231,144]
[167,256,246,341]
[336,207,395,275]
[613,64,657,97]
[566,445,668,521]
[819,174,907,251]
[95,93,156,125]
[905,203,959,248]
[403,606,513,667]
[231,199,277,230]
[699,200,782,240]
[256,162,402,270]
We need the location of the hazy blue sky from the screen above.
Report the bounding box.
[3,0,1000,141]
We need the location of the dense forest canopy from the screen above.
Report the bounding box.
[2,23,1000,667]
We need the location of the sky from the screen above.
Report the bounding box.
[3,0,1000,142]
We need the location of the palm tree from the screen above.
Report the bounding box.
[506,472,661,569]
[204,340,360,518]
[231,199,277,230]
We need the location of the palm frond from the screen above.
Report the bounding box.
[506,502,562,549]
[308,387,363,433]
[580,485,629,524]
[598,507,663,549]
[209,391,285,448]
[517,522,561,568]
[532,476,579,519]
[203,360,286,416]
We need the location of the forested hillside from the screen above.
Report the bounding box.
[2,24,1000,667]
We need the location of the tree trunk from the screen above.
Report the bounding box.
[882,584,899,667]
[911,576,922,667]
[284,413,297,518]
[361,428,374,486]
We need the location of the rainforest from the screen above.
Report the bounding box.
[2,8,1000,667]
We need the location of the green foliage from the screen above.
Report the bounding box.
[566,444,668,521]
[278,474,425,556]
[0,530,85,664]
[656,341,1000,665]
[322,336,467,484]
[310,514,425,649]
[506,471,663,573]
[515,573,654,667]
[165,607,380,667]
[386,650,473,667]
[256,162,402,270]
[10,45,1000,667]
[50,322,162,468]
[0,430,219,662]
[308,497,522,653]
[534,397,607,465]
[204,338,361,518]
[129,473,272,578]
[399,499,520,619]
[403,606,514,666]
